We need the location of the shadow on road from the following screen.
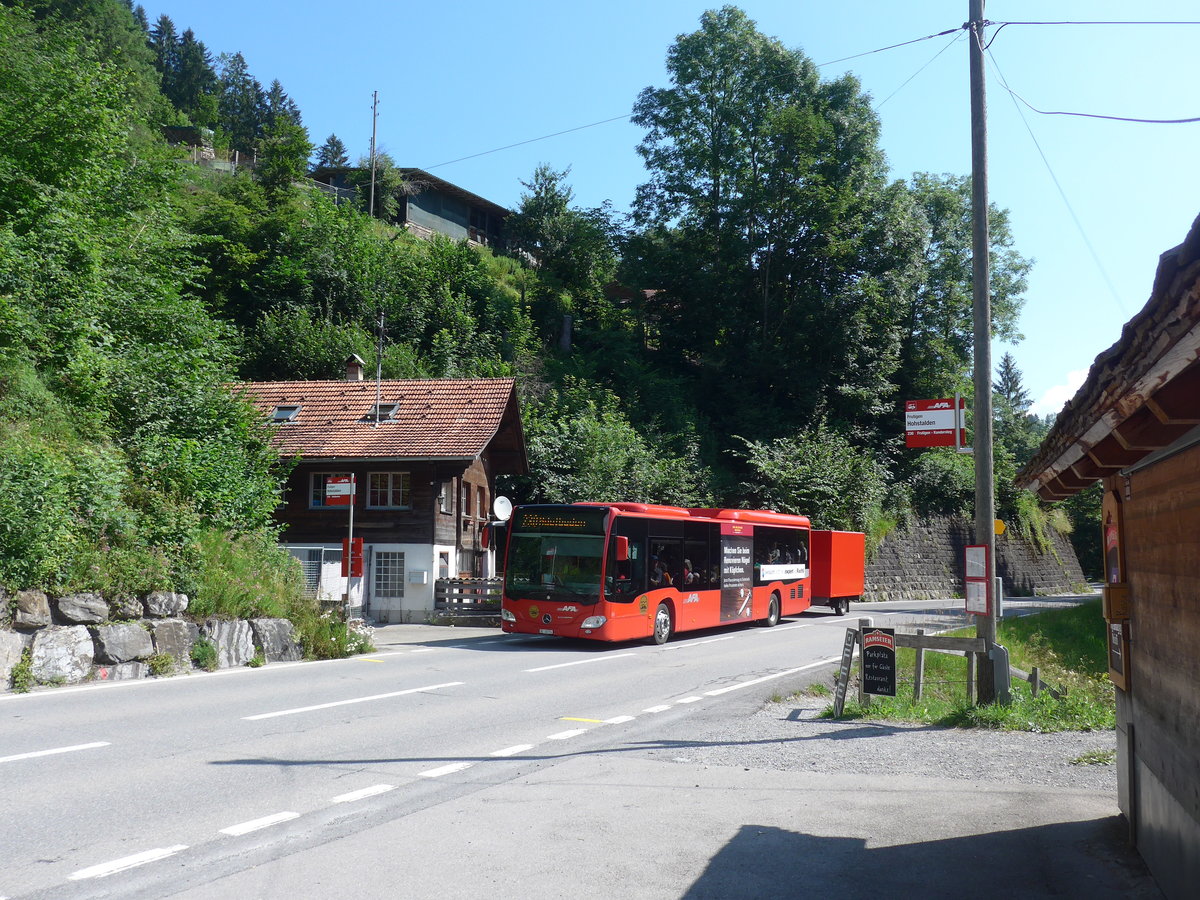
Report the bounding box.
[680,818,1160,899]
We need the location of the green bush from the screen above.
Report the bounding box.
[146,652,175,677]
[736,422,886,531]
[908,449,974,518]
[190,637,218,672]
[187,529,308,620]
[9,649,33,693]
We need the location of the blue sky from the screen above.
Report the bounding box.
[151,1,1200,417]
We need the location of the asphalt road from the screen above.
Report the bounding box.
[0,596,1108,899]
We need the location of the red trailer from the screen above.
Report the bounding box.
[809,530,866,615]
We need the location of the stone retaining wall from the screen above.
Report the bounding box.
[1,588,302,692]
[865,516,1087,603]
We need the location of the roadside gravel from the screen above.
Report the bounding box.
[660,696,1118,793]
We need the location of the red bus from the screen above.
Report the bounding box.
[499,502,861,644]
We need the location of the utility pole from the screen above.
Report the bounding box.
[969,0,997,703]
[368,90,379,219]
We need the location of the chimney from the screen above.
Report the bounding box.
[345,353,366,381]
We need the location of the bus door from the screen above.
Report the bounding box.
[604,517,649,640]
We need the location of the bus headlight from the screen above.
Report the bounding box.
[501,608,516,622]
[580,615,607,629]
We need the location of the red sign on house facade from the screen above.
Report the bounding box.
[905,398,966,448]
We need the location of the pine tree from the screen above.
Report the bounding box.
[994,352,1032,413]
[149,14,179,99]
[174,28,218,126]
[313,134,349,170]
[265,79,302,129]
[217,51,266,153]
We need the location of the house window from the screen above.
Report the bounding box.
[270,405,300,423]
[462,484,472,518]
[362,403,398,422]
[368,472,410,509]
[374,551,405,598]
[310,472,353,508]
[439,481,453,514]
[477,486,486,519]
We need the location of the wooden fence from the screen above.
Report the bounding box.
[433,578,503,618]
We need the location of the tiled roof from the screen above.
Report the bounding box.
[235,378,526,471]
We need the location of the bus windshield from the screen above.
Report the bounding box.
[506,533,604,603]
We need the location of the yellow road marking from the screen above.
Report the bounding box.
[560,717,604,723]
[357,658,385,663]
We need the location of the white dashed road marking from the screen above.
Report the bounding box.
[643,705,672,713]
[0,741,110,765]
[703,656,842,696]
[490,744,535,757]
[220,812,300,836]
[524,653,635,673]
[419,762,474,778]
[676,696,703,704]
[604,715,636,724]
[68,846,188,880]
[242,682,463,720]
[546,729,588,740]
[331,784,395,803]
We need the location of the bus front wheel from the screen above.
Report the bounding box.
[651,603,672,645]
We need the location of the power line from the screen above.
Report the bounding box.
[991,20,1200,26]
[816,26,964,68]
[1003,90,1200,125]
[985,48,1127,316]
[877,30,965,109]
[425,114,631,171]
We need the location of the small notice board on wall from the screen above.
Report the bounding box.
[1108,621,1130,690]
[964,544,990,616]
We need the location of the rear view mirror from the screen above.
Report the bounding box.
[615,536,629,562]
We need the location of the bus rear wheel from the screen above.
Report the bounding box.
[763,594,781,627]
[651,603,672,645]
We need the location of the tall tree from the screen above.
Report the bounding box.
[628,6,921,437]
[265,78,302,129]
[148,13,179,99]
[217,51,265,152]
[507,164,619,331]
[173,27,218,126]
[313,133,349,170]
[256,117,313,204]
[894,173,1031,405]
[993,351,1042,466]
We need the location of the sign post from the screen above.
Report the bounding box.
[325,475,357,618]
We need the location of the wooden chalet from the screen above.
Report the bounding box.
[237,359,526,623]
[1017,213,1200,899]
[308,165,508,249]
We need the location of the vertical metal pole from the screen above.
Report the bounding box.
[345,474,356,620]
[368,90,379,218]
[969,0,997,704]
[857,618,872,708]
[913,628,926,701]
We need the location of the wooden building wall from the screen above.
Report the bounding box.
[1120,441,1200,898]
